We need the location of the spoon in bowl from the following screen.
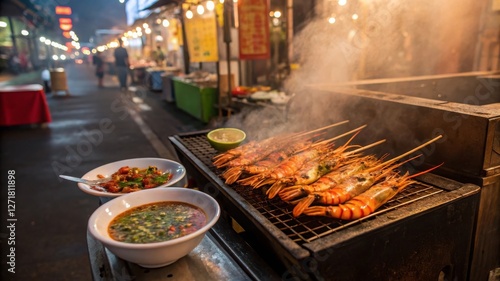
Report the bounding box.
[59,175,109,191]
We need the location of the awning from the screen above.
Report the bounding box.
[141,0,182,11]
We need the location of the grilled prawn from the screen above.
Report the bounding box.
[265,146,358,199]
[290,154,420,217]
[278,155,381,202]
[266,138,385,198]
[238,125,366,188]
[301,164,443,220]
[222,140,313,184]
[213,121,349,168]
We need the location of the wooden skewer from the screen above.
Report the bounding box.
[311,124,367,148]
[344,139,387,155]
[370,135,443,171]
[291,120,350,139]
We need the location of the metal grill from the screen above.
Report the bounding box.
[175,132,445,244]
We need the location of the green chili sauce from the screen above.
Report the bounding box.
[108,201,207,244]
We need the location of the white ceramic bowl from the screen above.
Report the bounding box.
[78,158,186,197]
[88,188,221,268]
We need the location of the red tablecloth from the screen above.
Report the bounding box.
[0,84,52,126]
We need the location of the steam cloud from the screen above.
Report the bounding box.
[223,0,488,143]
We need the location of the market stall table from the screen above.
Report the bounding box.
[172,77,218,123]
[0,84,52,126]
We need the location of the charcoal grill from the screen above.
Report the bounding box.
[169,131,480,281]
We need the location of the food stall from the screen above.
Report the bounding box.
[172,73,218,123]
[86,71,499,280]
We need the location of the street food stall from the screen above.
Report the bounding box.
[87,0,499,280]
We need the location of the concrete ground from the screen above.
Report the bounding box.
[0,63,211,281]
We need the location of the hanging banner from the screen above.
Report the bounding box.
[184,11,219,62]
[238,0,270,60]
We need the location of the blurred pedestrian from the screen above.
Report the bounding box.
[93,51,105,87]
[113,38,129,91]
[152,45,165,66]
[19,51,28,72]
[41,68,51,93]
[8,52,20,74]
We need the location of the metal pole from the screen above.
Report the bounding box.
[179,8,191,74]
[8,17,18,55]
[223,0,233,107]
[287,0,293,66]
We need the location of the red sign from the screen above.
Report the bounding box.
[238,0,270,60]
[55,6,72,15]
[59,18,72,31]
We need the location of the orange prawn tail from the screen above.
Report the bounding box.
[292,195,315,217]
[267,178,293,198]
[237,174,262,187]
[223,167,243,185]
[213,154,238,168]
[279,185,307,201]
[253,178,276,189]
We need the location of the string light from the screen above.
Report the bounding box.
[206,0,215,11]
[162,19,170,27]
[186,10,193,19]
[197,4,205,15]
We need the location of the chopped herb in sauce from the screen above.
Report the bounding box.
[96,166,173,193]
[108,201,207,244]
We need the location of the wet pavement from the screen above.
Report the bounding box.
[0,63,211,281]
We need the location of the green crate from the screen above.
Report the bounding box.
[173,78,218,123]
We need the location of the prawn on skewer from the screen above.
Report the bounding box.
[238,125,366,188]
[238,142,334,187]
[265,138,386,198]
[278,155,383,202]
[222,124,357,179]
[213,121,349,168]
[301,164,443,220]
[282,134,442,203]
[290,154,421,217]
[213,136,289,168]
[219,136,315,169]
[222,140,313,184]
[288,135,443,216]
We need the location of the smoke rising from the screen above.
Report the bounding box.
[222,0,489,145]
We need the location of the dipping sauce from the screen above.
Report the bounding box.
[108,201,207,243]
[211,132,242,142]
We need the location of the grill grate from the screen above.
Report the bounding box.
[178,133,444,244]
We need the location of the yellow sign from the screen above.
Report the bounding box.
[184,12,219,62]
